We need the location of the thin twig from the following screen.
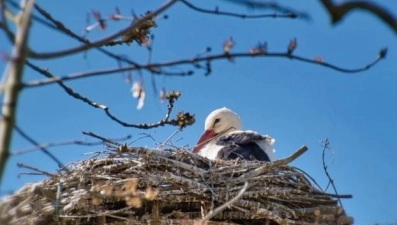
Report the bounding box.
[129,132,158,145]
[82,131,124,147]
[321,138,343,208]
[231,145,308,184]
[11,135,132,155]
[14,125,65,169]
[181,0,300,19]
[17,162,55,177]
[200,181,249,223]
[158,129,180,148]
[23,49,386,88]
[292,166,324,192]
[223,0,310,19]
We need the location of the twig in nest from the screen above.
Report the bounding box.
[321,139,344,208]
[128,132,158,145]
[199,181,249,223]
[82,131,124,147]
[158,129,180,148]
[11,135,131,155]
[17,163,55,177]
[231,145,308,184]
[292,166,324,192]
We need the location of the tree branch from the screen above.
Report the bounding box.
[0,0,34,187]
[25,62,195,130]
[222,0,310,19]
[26,0,178,60]
[22,48,386,88]
[320,0,397,34]
[32,4,188,77]
[181,0,299,19]
[4,0,183,77]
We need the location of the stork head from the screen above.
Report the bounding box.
[192,107,242,154]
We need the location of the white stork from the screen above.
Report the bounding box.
[192,107,276,161]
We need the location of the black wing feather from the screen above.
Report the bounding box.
[215,132,270,162]
[216,132,265,145]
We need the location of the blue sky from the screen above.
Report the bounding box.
[1,0,396,224]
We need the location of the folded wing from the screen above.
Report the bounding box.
[215,131,275,162]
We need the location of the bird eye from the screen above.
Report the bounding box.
[214,118,220,125]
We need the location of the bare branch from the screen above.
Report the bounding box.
[23,48,386,88]
[103,91,195,129]
[181,0,299,19]
[0,0,34,187]
[321,139,343,208]
[25,62,195,130]
[27,0,178,60]
[320,0,397,35]
[14,125,65,169]
[11,135,132,155]
[222,0,310,19]
[4,1,186,77]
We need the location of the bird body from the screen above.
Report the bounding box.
[192,107,275,161]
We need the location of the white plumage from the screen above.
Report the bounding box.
[192,107,276,161]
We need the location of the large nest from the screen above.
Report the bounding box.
[0,144,353,225]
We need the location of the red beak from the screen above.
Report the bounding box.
[192,130,217,153]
